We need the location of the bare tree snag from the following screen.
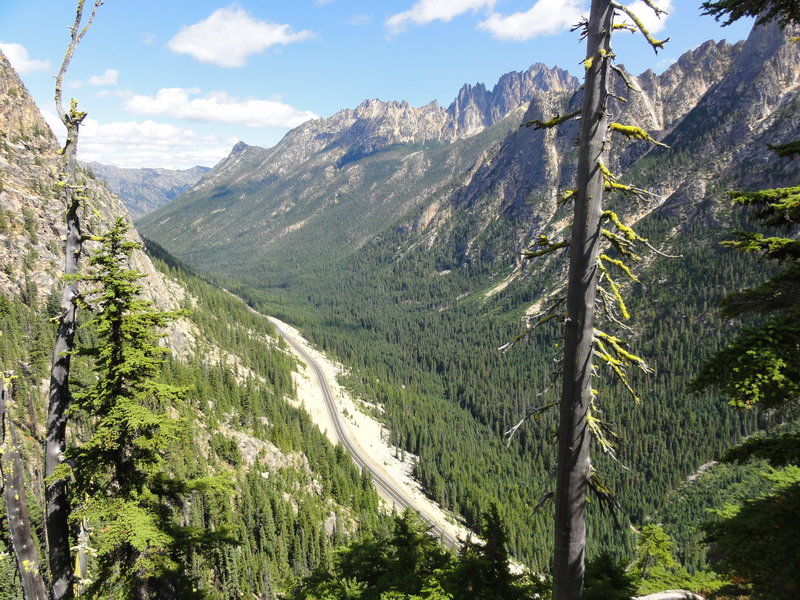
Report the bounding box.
[552,1,614,599]
[1,373,48,600]
[46,3,103,599]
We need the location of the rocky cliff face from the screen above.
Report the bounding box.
[445,21,800,259]
[663,21,800,190]
[0,49,61,303]
[84,161,210,220]
[447,63,578,135]
[0,50,188,346]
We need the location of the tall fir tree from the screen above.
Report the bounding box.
[525,2,668,598]
[690,4,799,599]
[46,4,103,597]
[62,218,227,599]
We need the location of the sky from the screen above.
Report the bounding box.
[0,1,753,170]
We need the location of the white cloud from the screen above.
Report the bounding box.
[387,0,496,34]
[0,42,51,75]
[78,118,232,169]
[40,110,225,169]
[168,6,314,67]
[348,14,372,26]
[478,0,585,41]
[71,68,120,89]
[89,68,119,86]
[621,0,673,33]
[125,88,317,128]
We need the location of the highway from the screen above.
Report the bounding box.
[268,317,460,549]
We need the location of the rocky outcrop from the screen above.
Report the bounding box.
[447,63,578,136]
[84,161,210,220]
[0,49,187,348]
[663,20,800,189]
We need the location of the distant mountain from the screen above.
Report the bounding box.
[188,63,578,199]
[137,28,791,279]
[83,161,210,220]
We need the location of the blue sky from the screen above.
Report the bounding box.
[0,1,753,169]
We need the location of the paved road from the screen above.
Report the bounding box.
[269,318,459,549]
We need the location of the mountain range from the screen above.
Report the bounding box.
[139,21,798,284]
[137,18,800,566]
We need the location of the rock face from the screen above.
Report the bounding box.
[447,63,579,135]
[84,161,210,220]
[0,49,181,322]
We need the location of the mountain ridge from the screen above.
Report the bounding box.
[84,161,210,220]
[190,61,579,197]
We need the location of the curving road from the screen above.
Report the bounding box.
[268,317,459,549]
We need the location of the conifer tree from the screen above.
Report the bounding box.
[690,180,800,411]
[690,6,799,599]
[690,0,799,492]
[701,0,800,27]
[550,3,615,596]
[62,218,226,599]
[560,3,667,598]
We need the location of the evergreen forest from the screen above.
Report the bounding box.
[0,0,798,598]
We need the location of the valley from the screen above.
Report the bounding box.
[269,315,464,548]
[137,16,799,571]
[1,1,798,598]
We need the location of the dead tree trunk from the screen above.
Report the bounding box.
[46,3,102,599]
[1,373,48,600]
[552,1,613,599]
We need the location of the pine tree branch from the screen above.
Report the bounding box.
[610,64,642,92]
[609,122,669,147]
[611,1,670,52]
[523,109,582,130]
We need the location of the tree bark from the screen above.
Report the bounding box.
[552,2,613,600]
[45,107,81,600]
[1,375,48,600]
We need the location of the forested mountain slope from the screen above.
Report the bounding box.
[138,19,800,571]
[0,49,383,598]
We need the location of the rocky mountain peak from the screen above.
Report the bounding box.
[663,18,800,188]
[447,63,579,136]
[230,140,252,155]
